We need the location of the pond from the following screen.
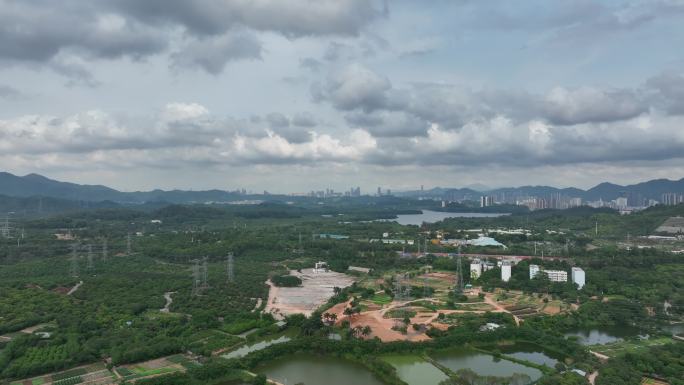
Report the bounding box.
[662,323,684,336]
[255,354,386,385]
[564,326,641,345]
[431,348,543,381]
[221,333,293,359]
[497,342,560,367]
[381,355,448,385]
[386,210,508,226]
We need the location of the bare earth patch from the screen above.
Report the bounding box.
[265,269,355,319]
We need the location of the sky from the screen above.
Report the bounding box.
[1,0,684,193]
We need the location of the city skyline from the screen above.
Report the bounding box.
[2,1,684,191]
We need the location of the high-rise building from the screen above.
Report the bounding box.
[501,262,511,282]
[571,267,585,289]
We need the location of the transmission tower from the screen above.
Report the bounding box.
[423,274,430,298]
[393,274,404,302]
[87,244,94,271]
[70,243,80,278]
[200,256,209,290]
[227,252,235,283]
[191,259,201,296]
[102,238,108,262]
[455,247,464,295]
[1,214,12,238]
[126,233,132,255]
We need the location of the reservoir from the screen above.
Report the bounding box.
[256,354,385,385]
[564,326,641,345]
[431,349,543,382]
[389,210,508,226]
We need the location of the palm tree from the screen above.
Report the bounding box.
[361,326,372,337]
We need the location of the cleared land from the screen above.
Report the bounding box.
[265,269,355,319]
[656,216,684,234]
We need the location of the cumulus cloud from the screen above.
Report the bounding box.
[541,86,647,125]
[112,0,385,37]
[0,2,167,63]
[0,0,384,78]
[646,71,684,115]
[171,31,263,74]
[313,63,391,111]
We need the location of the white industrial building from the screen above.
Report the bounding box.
[529,264,568,282]
[501,262,511,282]
[571,267,586,289]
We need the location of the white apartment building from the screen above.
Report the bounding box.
[544,270,568,282]
[529,264,540,279]
[529,264,568,282]
[501,262,511,282]
[470,259,483,280]
[571,267,586,289]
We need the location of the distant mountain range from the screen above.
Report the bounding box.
[397,178,684,203]
[1,171,683,205]
[0,172,250,204]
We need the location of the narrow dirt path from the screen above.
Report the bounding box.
[588,371,598,385]
[160,292,175,313]
[67,281,83,296]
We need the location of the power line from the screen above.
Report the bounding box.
[102,238,108,262]
[70,243,80,278]
[87,244,94,271]
[227,252,235,283]
[126,233,132,255]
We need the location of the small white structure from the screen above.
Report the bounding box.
[314,261,329,273]
[529,264,540,279]
[571,267,585,289]
[348,266,371,274]
[470,259,483,280]
[501,262,512,282]
[480,322,501,332]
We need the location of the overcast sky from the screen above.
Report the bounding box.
[1,0,684,193]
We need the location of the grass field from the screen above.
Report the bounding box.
[370,293,393,305]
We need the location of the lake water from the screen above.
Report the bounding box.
[221,334,292,359]
[498,342,560,367]
[382,355,448,385]
[564,326,641,345]
[431,349,543,381]
[256,354,385,385]
[662,324,684,336]
[390,210,507,226]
